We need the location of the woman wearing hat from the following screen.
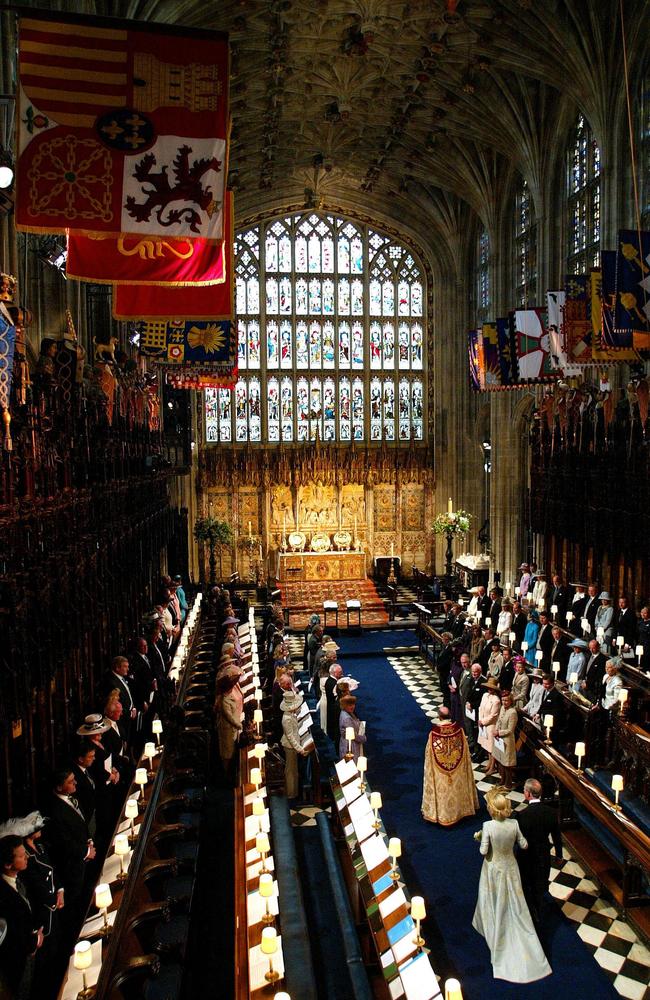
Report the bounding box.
[214,673,243,783]
[523,610,540,665]
[492,691,518,789]
[281,692,309,800]
[472,787,551,982]
[594,593,614,651]
[338,694,366,764]
[566,639,588,693]
[523,669,545,719]
[511,657,530,710]
[478,677,501,776]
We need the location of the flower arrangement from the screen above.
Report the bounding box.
[432,509,472,536]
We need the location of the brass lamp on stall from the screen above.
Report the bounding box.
[370,791,382,830]
[444,979,463,1000]
[151,718,163,747]
[261,926,280,983]
[73,940,94,998]
[95,882,113,936]
[135,767,148,801]
[612,773,624,810]
[143,741,156,779]
[411,895,426,948]
[344,726,355,761]
[113,834,130,883]
[256,831,270,874]
[124,798,139,846]
[388,837,401,881]
[357,755,367,792]
[575,741,585,771]
[543,714,554,743]
[258,872,276,926]
[252,797,267,833]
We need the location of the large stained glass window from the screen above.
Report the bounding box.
[566,114,601,274]
[206,213,427,443]
[640,71,650,229]
[514,178,537,306]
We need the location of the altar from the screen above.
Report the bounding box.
[277,551,366,582]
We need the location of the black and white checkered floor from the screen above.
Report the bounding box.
[291,643,650,1000]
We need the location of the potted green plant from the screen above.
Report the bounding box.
[194,516,233,583]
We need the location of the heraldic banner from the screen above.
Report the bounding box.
[66,191,232,285]
[112,191,233,319]
[138,318,237,388]
[468,329,481,391]
[16,13,228,240]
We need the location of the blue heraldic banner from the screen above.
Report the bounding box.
[614,229,650,350]
[139,318,236,370]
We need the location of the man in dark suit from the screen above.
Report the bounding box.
[615,596,638,648]
[510,601,527,652]
[582,582,600,637]
[0,835,43,996]
[517,778,563,930]
[103,656,137,743]
[436,633,455,708]
[47,769,96,928]
[71,739,98,839]
[465,662,486,760]
[487,588,502,626]
[549,625,570,678]
[476,587,491,620]
[536,611,555,669]
[549,574,569,627]
[535,674,565,733]
[582,639,608,701]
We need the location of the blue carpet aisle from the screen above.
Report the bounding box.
[309,629,649,1000]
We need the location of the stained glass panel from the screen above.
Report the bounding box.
[382,281,394,315]
[323,377,336,441]
[235,379,247,442]
[247,320,260,369]
[338,278,350,314]
[323,279,335,315]
[280,320,292,368]
[398,281,410,316]
[237,322,247,369]
[398,323,410,370]
[310,377,322,440]
[296,278,308,314]
[370,279,381,315]
[398,379,410,440]
[351,322,364,369]
[339,322,351,368]
[412,380,423,439]
[370,378,382,441]
[323,321,335,368]
[279,232,292,271]
[297,377,309,440]
[205,388,219,443]
[352,378,364,440]
[309,322,322,367]
[266,278,278,314]
[339,378,351,441]
[281,377,293,441]
[383,379,395,441]
[268,377,280,442]
[411,324,423,369]
[296,322,309,368]
[351,279,363,315]
[267,321,279,368]
[279,277,292,314]
[249,377,262,442]
[383,322,395,368]
[309,278,322,314]
[370,322,382,370]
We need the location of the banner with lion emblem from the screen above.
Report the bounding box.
[16,13,228,240]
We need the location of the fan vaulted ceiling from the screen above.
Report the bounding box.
[10,0,650,256]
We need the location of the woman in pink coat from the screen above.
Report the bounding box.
[477,676,501,777]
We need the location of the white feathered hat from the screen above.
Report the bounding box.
[0,810,47,839]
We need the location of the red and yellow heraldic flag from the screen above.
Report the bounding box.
[66,192,231,286]
[112,192,234,320]
[16,13,228,241]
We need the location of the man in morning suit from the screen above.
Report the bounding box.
[583,639,608,702]
[0,835,43,997]
[582,583,600,636]
[615,596,638,647]
[536,611,555,669]
[517,778,563,930]
[47,769,96,929]
[103,655,137,743]
[510,601,527,652]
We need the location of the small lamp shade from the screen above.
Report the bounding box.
[370,791,382,810]
[575,741,585,759]
[255,688,263,702]
[114,834,129,857]
[566,611,574,621]
[411,896,426,920]
[618,688,628,704]
[484,617,491,628]
[569,672,578,684]
[259,873,274,898]
[552,661,560,673]
[535,650,544,661]
[345,726,355,742]
[254,709,264,724]
[388,837,401,859]
[74,940,93,971]
[252,744,265,761]
[616,635,625,647]
[444,979,463,1000]
[144,741,156,759]
[612,774,624,792]
[252,798,265,818]
[357,756,367,773]
[125,798,138,820]
[476,611,482,621]
[274,994,291,1000]
[95,883,112,910]
[152,719,163,735]
[635,644,644,658]
[543,714,554,728]
[135,767,147,787]
[551,604,558,614]
[521,641,528,652]
[256,832,270,855]
[250,767,262,787]
[509,631,516,643]
[261,926,278,956]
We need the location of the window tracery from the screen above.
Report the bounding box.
[207,213,426,443]
[566,113,601,274]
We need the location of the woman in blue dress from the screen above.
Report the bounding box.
[523,609,540,665]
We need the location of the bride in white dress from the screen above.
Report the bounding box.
[472,787,551,983]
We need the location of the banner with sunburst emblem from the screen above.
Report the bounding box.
[138,317,237,387]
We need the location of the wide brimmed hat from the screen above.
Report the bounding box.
[569,638,588,649]
[77,713,110,736]
[281,692,303,712]
[530,668,545,679]
[323,641,339,654]
[0,810,48,839]
[519,563,529,570]
[223,615,240,625]
[598,592,611,601]
[529,610,540,621]
[481,676,500,691]
[570,581,587,588]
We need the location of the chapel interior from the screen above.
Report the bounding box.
[0,1,649,998]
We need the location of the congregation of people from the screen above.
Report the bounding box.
[0,575,189,1000]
